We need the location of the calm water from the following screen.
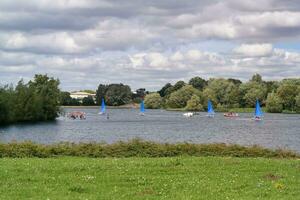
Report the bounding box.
[0,108,300,152]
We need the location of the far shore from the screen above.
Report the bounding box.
[61,105,298,114]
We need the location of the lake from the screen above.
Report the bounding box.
[0,108,300,153]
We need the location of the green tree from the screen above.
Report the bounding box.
[185,95,204,111]
[60,92,73,106]
[82,96,95,106]
[158,83,173,97]
[228,78,242,85]
[204,78,230,105]
[105,84,132,106]
[0,86,14,124]
[188,77,207,91]
[202,88,218,109]
[28,74,61,120]
[251,73,263,83]
[295,94,300,113]
[173,81,186,91]
[96,84,108,105]
[277,82,298,110]
[166,85,201,108]
[144,93,162,109]
[223,83,241,108]
[266,92,283,113]
[240,80,267,107]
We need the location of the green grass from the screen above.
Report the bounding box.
[0,157,299,199]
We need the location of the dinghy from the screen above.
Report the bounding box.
[98,98,106,115]
[207,100,215,118]
[224,112,239,117]
[253,99,263,121]
[183,112,194,117]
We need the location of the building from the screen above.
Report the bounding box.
[70,91,96,102]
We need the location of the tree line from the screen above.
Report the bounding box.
[0,75,61,125]
[60,84,147,106]
[144,74,300,113]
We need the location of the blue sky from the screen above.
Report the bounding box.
[0,0,300,91]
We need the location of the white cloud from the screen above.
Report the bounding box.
[0,0,300,90]
[233,43,273,57]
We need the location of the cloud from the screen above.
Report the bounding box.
[0,0,300,90]
[233,43,273,57]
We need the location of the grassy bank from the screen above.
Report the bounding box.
[0,157,299,199]
[0,140,298,158]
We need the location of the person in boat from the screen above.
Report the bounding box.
[255,116,261,120]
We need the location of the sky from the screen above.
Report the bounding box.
[0,0,300,91]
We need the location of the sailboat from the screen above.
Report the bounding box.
[140,100,145,116]
[207,100,215,117]
[254,99,263,121]
[98,98,106,115]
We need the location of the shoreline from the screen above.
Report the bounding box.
[61,106,299,114]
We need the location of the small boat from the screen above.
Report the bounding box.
[207,100,215,118]
[183,112,194,117]
[68,111,86,120]
[224,112,239,117]
[98,98,106,115]
[253,99,263,121]
[140,100,145,116]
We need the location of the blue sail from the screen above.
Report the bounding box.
[207,100,215,114]
[100,98,106,113]
[140,100,145,113]
[254,99,263,117]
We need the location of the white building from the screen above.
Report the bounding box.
[70,91,96,102]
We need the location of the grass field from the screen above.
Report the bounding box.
[0,157,299,199]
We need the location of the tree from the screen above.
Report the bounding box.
[277,82,298,110]
[28,74,61,120]
[82,96,95,106]
[0,86,14,124]
[228,78,242,85]
[166,85,201,108]
[185,95,204,111]
[240,81,267,107]
[243,87,266,107]
[60,92,73,106]
[251,73,263,83]
[188,77,207,91]
[96,84,108,105]
[202,88,218,109]
[158,83,173,97]
[266,92,283,113]
[144,93,162,109]
[295,94,300,113]
[223,83,241,108]
[205,78,231,105]
[173,81,186,91]
[105,84,132,106]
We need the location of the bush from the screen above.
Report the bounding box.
[266,92,283,113]
[185,95,203,111]
[0,140,298,158]
[166,85,201,108]
[144,93,162,109]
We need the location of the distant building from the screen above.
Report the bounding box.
[70,91,96,103]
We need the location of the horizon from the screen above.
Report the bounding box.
[0,0,300,91]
